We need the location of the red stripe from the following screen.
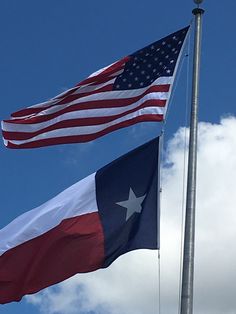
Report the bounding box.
[56,84,114,105]
[6,114,164,149]
[3,100,166,141]
[0,212,104,304]
[5,85,170,125]
[75,56,129,87]
[10,59,129,119]
[11,105,56,119]
[10,83,114,119]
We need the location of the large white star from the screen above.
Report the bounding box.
[116,188,146,221]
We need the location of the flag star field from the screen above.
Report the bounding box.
[114,27,189,90]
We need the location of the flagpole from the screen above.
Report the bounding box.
[180,1,204,314]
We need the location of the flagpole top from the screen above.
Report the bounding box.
[193,0,203,6]
[193,0,205,13]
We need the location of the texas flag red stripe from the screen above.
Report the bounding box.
[0,213,104,304]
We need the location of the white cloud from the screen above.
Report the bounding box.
[27,116,236,314]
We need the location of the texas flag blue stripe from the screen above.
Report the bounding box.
[0,137,160,304]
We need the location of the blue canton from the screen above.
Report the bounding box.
[114,26,189,90]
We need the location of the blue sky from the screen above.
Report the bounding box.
[1,1,236,314]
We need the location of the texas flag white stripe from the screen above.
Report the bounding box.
[0,173,97,256]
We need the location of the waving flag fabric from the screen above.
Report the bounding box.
[0,137,160,304]
[2,27,189,149]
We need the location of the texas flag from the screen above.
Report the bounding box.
[0,137,160,304]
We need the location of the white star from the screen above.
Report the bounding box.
[116,188,146,221]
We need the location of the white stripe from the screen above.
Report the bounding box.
[43,70,120,100]
[19,76,173,112]
[6,107,165,145]
[9,77,172,122]
[6,77,173,124]
[2,92,168,133]
[71,78,116,95]
[52,87,79,100]
[10,72,122,117]
[27,99,59,109]
[0,173,97,255]
[10,99,59,120]
[107,69,124,78]
[88,60,125,77]
[57,77,116,98]
[64,76,173,104]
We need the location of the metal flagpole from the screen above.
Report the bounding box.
[180,1,204,314]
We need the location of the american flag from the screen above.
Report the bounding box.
[2,26,189,149]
